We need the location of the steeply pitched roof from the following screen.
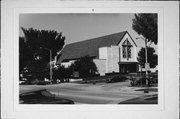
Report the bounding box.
[57,31,129,64]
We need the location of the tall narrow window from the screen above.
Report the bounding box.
[127,46,131,58]
[122,46,126,58]
[122,39,132,60]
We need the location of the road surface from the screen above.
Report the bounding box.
[19,81,157,104]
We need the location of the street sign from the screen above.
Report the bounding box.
[145,63,150,70]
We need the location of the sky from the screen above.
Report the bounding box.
[19,13,146,48]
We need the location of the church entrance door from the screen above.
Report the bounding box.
[119,62,138,73]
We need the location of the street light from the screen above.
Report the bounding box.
[136,37,149,86]
[40,47,53,84]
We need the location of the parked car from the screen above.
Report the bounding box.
[19,80,26,85]
[19,89,74,104]
[36,80,52,85]
[30,80,51,85]
[106,76,127,83]
[130,76,157,87]
[149,74,158,84]
[130,77,146,86]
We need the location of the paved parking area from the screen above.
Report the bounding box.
[19,80,158,104]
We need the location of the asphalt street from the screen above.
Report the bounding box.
[19,81,157,104]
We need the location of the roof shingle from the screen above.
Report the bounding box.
[57,31,127,64]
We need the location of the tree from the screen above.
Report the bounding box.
[21,27,65,60]
[137,47,158,68]
[20,27,65,81]
[19,37,33,72]
[72,55,98,78]
[132,13,158,44]
[53,65,73,83]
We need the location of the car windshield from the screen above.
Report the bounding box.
[41,90,54,97]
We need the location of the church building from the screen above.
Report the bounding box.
[56,31,138,76]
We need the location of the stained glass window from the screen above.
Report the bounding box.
[127,46,131,58]
[122,39,132,60]
[123,46,126,58]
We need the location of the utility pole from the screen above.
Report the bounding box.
[136,37,149,86]
[144,38,148,86]
[50,49,53,84]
